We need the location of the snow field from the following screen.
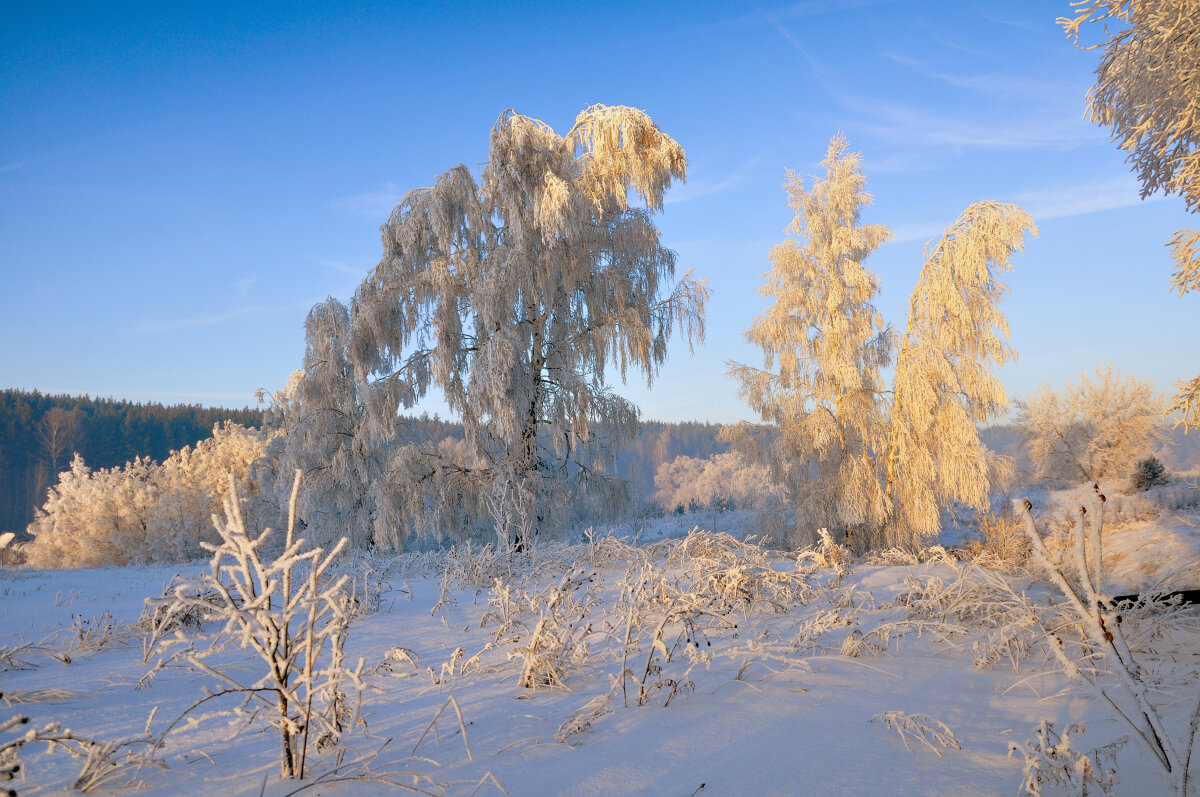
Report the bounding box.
[2,514,1199,795]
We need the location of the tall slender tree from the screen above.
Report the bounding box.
[349,105,707,546]
[729,137,1033,548]
[724,134,893,542]
[886,203,1036,545]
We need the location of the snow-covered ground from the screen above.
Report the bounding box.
[3,497,1199,795]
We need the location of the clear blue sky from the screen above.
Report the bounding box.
[2,1,1195,423]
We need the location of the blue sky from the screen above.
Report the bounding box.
[2,1,1195,423]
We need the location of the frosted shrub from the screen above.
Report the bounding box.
[511,568,597,689]
[149,472,364,780]
[1009,720,1120,797]
[24,424,267,569]
[964,511,1030,571]
[872,711,961,757]
[888,563,1048,672]
[0,713,162,794]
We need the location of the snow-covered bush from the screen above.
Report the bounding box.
[148,472,364,779]
[1008,720,1121,797]
[963,511,1030,571]
[0,712,162,793]
[24,424,267,569]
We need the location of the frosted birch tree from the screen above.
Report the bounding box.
[727,136,1035,548]
[724,134,893,542]
[1061,0,1200,428]
[885,203,1036,545]
[1015,364,1168,483]
[349,105,707,547]
[260,299,398,550]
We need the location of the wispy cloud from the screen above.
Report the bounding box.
[827,87,1100,151]
[312,257,367,277]
[1015,177,1162,221]
[331,182,404,221]
[666,159,761,205]
[0,161,25,173]
[234,275,257,298]
[131,305,269,334]
[888,222,948,245]
[974,6,1045,34]
[881,51,1067,100]
[721,0,898,29]
[913,21,991,58]
[886,177,1160,245]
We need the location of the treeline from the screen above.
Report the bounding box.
[0,387,728,534]
[0,389,262,532]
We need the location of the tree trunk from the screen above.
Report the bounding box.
[514,326,545,552]
[279,692,295,778]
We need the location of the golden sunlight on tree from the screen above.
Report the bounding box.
[1061,0,1200,427]
[1015,364,1167,483]
[886,203,1036,544]
[727,136,1034,549]
[724,134,893,543]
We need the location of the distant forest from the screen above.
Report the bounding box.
[0,390,262,532]
[4,388,1197,535]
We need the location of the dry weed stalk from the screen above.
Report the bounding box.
[1019,487,1200,795]
[872,710,961,756]
[1008,720,1121,797]
[148,471,365,780]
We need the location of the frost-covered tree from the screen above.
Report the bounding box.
[1015,364,1168,483]
[724,134,893,540]
[260,300,392,550]
[727,137,1034,548]
[25,424,267,568]
[157,421,272,553]
[653,452,787,514]
[349,105,707,546]
[886,203,1036,544]
[1061,1,1200,427]
[35,407,80,479]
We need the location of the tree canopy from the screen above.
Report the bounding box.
[346,105,707,546]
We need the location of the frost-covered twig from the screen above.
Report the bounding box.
[1008,720,1121,797]
[871,710,960,757]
